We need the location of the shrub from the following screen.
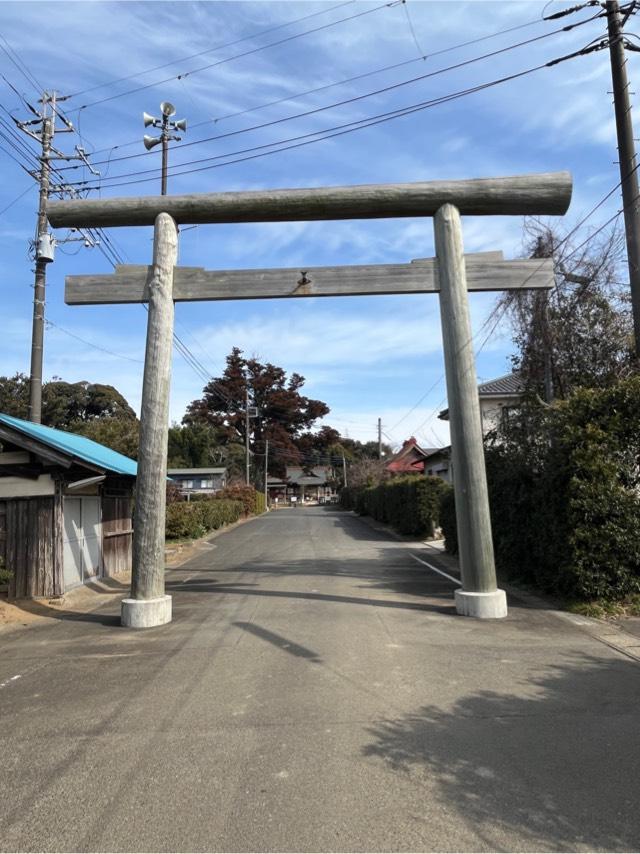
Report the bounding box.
[216,485,258,516]
[442,377,640,602]
[165,498,243,540]
[340,475,448,538]
[254,490,267,514]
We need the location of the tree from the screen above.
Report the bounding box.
[0,374,137,429]
[0,373,30,419]
[500,220,634,402]
[184,347,330,477]
[346,457,389,488]
[73,417,140,459]
[43,380,136,427]
[167,422,224,468]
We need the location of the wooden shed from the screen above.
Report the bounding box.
[0,413,137,599]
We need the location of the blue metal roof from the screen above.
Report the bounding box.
[0,413,137,477]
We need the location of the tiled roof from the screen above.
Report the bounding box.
[0,413,137,477]
[477,372,523,396]
[438,372,523,420]
[167,467,226,476]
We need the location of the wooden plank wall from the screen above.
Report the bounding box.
[5,497,56,599]
[0,501,6,567]
[102,495,133,577]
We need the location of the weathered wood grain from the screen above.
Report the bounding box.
[47,172,573,228]
[4,496,55,599]
[131,213,177,601]
[103,495,133,577]
[53,480,63,596]
[65,255,554,305]
[435,203,497,596]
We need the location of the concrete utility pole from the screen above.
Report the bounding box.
[434,204,507,619]
[264,439,269,506]
[377,417,382,459]
[28,93,55,424]
[342,452,347,488]
[607,0,640,355]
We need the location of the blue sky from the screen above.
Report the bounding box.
[0,0,631,448]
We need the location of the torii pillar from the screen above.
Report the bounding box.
[122,213,177,627]
[48,171,572,626]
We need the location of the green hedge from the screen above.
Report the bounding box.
[341,475,449,538]
[254,490,267,514]
[216,485,262,516]
[440,377,640,601]
[165,498,244,540]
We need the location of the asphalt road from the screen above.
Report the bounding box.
[1,507,639,852]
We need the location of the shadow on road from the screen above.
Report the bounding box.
[167,577,456,615]
[233,621,323,662]
[363,653,640,851]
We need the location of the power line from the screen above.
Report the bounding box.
[0,182,35,216]
[68,1,402,113]
[61,13,600,176]
[66,0,357,99]
[63,63,555,190]
[386,173,635,439]
[67,26,605,192]
[0,31,43,95]
[86,10,550,159]
[45,319,143,363]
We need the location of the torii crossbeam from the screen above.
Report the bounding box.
[48,172,572,628]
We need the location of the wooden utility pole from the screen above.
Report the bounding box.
[121,212,177,628]
[606,0,640,355]
[245,386,250,486]
[28,93,55,424]
[434,204,506,618]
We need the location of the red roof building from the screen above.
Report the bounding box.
[385,437,438,476]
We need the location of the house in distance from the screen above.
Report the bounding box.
[167,466,227,498]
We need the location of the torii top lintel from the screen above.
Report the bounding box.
[47,171,572,229]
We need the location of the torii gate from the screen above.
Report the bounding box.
[47,171,572,628]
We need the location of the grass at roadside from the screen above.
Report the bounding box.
[567,595,640,620]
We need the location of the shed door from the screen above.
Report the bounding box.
[81,498,101,579]
[63,497,102,589]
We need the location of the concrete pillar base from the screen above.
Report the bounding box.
[121,595,172,628]
[455,588,507,619]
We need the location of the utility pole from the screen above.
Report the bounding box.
[245,386,250,486]
[28,93,55,423]
[377,417,382,459]
[16,90,98,423]
[543,294,555,403]
[342,452,347,488]
[143,102,187,196]
[606,0,640,355]
[264,439,269,507]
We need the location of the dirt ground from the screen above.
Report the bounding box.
[0,514,259,633]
